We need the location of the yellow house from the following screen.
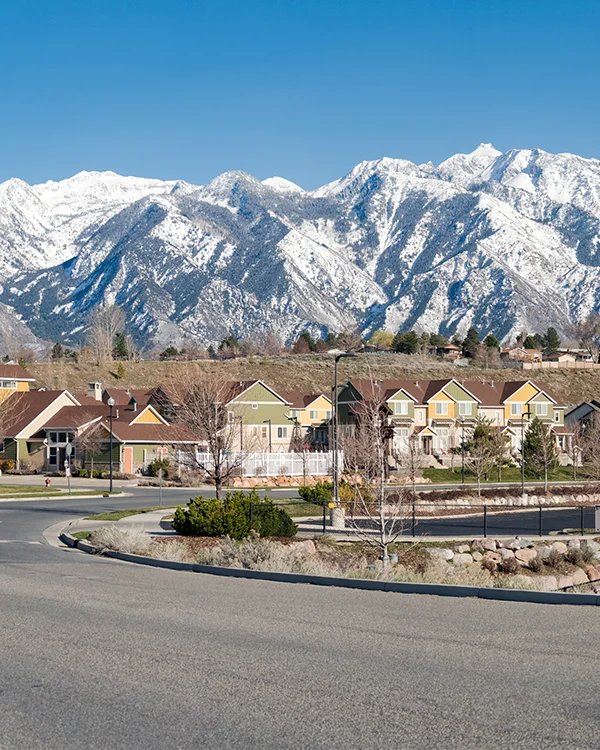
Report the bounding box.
[0,364,35,401]
[280,392,332,448]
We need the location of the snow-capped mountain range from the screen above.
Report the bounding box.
[2,143,600,352]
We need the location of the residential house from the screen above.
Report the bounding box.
[543,352,576,363]
[42,402,198,474]
[0,364,36,402]
[224,381,294,452]
[337,378,570,467]
[501,347,543,363]
[0,390,85,469]
[565,401,600,430]
[280,392,332,449]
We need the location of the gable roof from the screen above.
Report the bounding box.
[1,390,80,438]
[103,388,153,406]
[225,379,290,405]
[0,364,35,382]
[279,391,331,409]
[41,405,107,429]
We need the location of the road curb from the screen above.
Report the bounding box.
[62,529,600,605]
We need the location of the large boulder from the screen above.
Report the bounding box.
[499,548,515,560]
[515,548,538,565]
[536,575,558,591]
[481,538,497,552]
[552,542,568,554]
[292,540,317,556]
[568,538,581,549]
[585,566,600,582]
[483,551,501,564]
[453,553,474,566]
[426,548,454,561]
[472,551,483,562]
[505,538,524,551]
[471,540,485,552]
[571,567,589,586]
[457,544,471,554]
[538,546,553,560]
[582,539,600,554]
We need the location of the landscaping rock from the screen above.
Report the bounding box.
[582,539,600,554]
[453,553,474,566]
[585,566,600,582]
[567,539,581,549]
[483,551,501,563]
[426,548,454,561]
[552,542,568,554]
[515,548,538,565]
[292,540,317,556]
[498,548,515,560]
[571,567,589,586]
[505,538,524,550]
[481,538,497,552]
[536,576,558,591]
[457,544,471,554]
[557,575,574,589]
[471,540,484,552]
[471,551,483,562]
[537,546,553,560]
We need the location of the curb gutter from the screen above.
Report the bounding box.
[58,530,600,606]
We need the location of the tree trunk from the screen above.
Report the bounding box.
[91,456,94,479]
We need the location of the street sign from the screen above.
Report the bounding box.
[65,443,73,456]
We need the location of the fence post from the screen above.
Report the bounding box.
[483,505,487,538]
[411,503,416,537]
[249,502,253,524]
[322,504,326,535]
[538,504,543,537]
[581,505,585,536]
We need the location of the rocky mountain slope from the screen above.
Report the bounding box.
[1,144,600,350]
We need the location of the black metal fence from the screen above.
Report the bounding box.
[288,502,600,538]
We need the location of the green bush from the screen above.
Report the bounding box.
[147,458,170,478]
[173,490,297,539]
[297,481,332,506]
[73,468,89,478]
[0,459,16,472]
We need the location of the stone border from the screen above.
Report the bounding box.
[58,531,600,606]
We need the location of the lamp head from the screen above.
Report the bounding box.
[335,351,358,363]
[107,397,115,408]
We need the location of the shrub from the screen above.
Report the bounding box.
[528,555,544,573]
[546,548,564,569]
[566,547,584,567]
[72,468,89,478]
[147,458,170,478]
[499,556,520,575]
[298,482,332,506]
[172,490,297,539]
[581,545,595,565]
[481,556,497,573]
[0,459,16,472]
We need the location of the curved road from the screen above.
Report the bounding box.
[2,486,600,748]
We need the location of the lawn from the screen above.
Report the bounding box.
[84,506,176,521]
[272,498,324,517]
[421,465,591,484]
[0,484,55,497]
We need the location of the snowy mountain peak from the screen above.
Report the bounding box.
[437,143,502,185]
[261,176,304,193]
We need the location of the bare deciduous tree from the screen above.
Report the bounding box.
[571,312,600,363]
[77,418,106,477]
[341,386,408,566]
[463,416,508,495]
[86,304,126,365]
[165,369,255,499]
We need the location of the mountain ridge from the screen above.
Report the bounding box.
[1,143,600,351]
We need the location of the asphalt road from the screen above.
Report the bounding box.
[2,488,600,748]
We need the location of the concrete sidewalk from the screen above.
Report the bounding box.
[66,508,179,537]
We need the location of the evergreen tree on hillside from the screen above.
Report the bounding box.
[542,327,561,354]
[298,331,316,351]
[462,327,480,358]
[113,332,129,360]
[522,335,537,349]
[393,330,419,354]
[484,334,500,349]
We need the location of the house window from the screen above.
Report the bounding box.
[277,427,288,438]
[416,409,425,424]
[0,380,17,389]
[49,447,57,465]
[0,441,4,453]
[394,401,409,415]
[554,412,560,422]
[435,402,448,415]
[58,432,67,444]
[261,426,267,439]
[228,411,235,422]
[252,403,258,410]
[291,410,299,418]
[252,427,258,437]
[49,432,57,444]
[511,403,522,416]
[309,410,318,420]
[534,403,548,417]
[458,402,472,416]
[325,410,331,420]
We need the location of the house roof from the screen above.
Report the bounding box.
[0,364,35,382]
[279,391,331,409]
[98,408,198,443]
[0,390,79,437]
[103,388,153,406]
[41,405,107,429]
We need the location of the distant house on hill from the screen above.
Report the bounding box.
[501,347,543,363]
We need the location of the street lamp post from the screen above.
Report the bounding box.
[263,419,272,453]
[521,407,531,495]
[107,396,115,493]
[235,415,243,452]
[333,352,357,507]
[460,416,465,484]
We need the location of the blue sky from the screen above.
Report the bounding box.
[1,0,599,189]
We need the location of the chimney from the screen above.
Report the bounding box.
[133,401,138,412]
[116,409,119,419]
[88,382,102,401]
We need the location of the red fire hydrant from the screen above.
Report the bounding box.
[45,477,51,488]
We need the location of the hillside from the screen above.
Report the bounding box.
[27,355,596,407]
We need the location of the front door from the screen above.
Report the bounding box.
[123,446,134,474]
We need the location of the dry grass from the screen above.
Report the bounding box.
[26,354,600,405]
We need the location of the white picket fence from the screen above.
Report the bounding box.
[144,449,340,477]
